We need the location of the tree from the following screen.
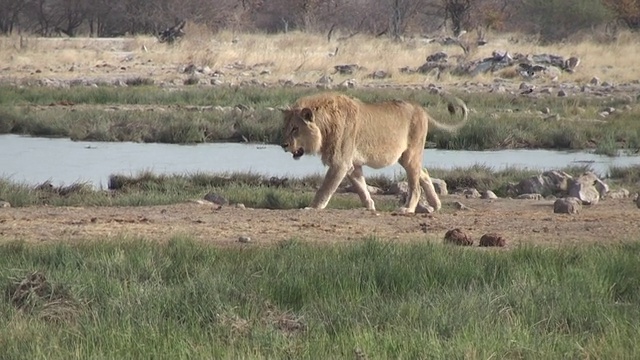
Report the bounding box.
[603,0,640,30]
[0,0,26,34]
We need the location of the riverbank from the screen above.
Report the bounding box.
[1,86,639,153]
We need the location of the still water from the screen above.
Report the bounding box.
[1,134,638,188]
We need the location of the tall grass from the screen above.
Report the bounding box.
[1,238,640,359]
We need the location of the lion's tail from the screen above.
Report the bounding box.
[428,96,469,133]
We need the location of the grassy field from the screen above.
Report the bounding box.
[1,237,640,359]
[1,164,638,209]
[1,86,639,152]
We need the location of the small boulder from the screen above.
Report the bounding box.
[204,192,228,205]
[431,178,448,196]
[444,228,473,246]
[517,193,543,200]
[479,233,506,247]
[0,200,10,208]
[607,188,629,199]
[387,181,409,196]
[238,235,252,243]
[553,197,582,214]
[463,188,481,199]
[568,172,609,205]
[481,190,498,199]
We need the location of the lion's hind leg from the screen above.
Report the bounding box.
[347,165,376,211]
[419,168,441,211]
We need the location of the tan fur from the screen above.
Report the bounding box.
[281,92,469,213]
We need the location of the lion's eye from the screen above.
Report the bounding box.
[291,127,299,133]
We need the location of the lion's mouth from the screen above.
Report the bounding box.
[292,148,304,160]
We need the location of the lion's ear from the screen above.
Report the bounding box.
[300,107,313,122]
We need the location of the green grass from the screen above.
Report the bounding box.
[1,164,637,209]
[1,85,640,151]
[1,237,640,359]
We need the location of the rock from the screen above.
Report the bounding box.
[416,203,435,214]
[444,228,473,246]
[564,56,580,72]
[481,190,498,199]
[334,64,360,75]
[479,233,506,247]
[590,77,600,85]
[387,182,409,195]
[426,51,448,62]
[517,193,543,200]
[463,188,481,199]
[607,188,629,199]
[367,70,390,79]
[454,201,472,211]
[344,184,384,195]
[317,75,333,84]
[515,171,572,196]
[557,89,567,97]
[432,178,448,195]
[554,197,582,214]
[204,193,228,205]
[567,172,609,205]
[238,235,252,243]
[637,196,640,209]
[235,203,246,209]
[0,201,10,208]
[338,79,357,89]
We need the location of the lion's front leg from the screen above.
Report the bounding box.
[308,165,350,209]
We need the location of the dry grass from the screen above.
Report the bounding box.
[1,24,639,86]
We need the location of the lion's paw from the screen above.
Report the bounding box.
[392,207,415,216]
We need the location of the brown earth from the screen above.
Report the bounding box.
[1,196,638,247]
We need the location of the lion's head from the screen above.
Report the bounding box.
[280,107,323,160]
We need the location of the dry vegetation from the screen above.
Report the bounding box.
[1,24,640,87]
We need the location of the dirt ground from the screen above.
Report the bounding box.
[1,196,639,247]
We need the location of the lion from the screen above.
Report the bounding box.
[280,91,468,213]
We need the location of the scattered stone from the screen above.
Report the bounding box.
[607,188,630,199]
[334,64,360,75]
[553,197,582,214]
[183,76,200,85]
[367,70,391,79]
[567,172,609,205]
[416,203,435,214]
[204,193,228,205]
[338,79,357,88]
[463,188,481,199]
[481,190,498,199]
[317,75,333,84]
[426,51,448,62]
[444,228,474,246]
[238,235,252,243]
[514,170,572,196]
[387,181,409,195]
[454,201,472,211]
[557,89,567,97]
[432,178,448,195]
[517,193,543,200]
[479,233,506,247]
[541,107,551,114]
[235,203,246,209]
[344,184,384,195]
[0,200,10,208]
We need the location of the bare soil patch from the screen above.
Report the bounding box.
[1,196,638,247]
